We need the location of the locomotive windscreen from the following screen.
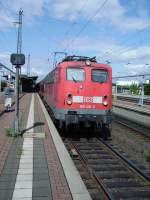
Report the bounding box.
[67,68,85,82]
[92,69,108,83]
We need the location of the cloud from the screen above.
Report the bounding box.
[124,63,150,76]
[0,14,13,29]
[29,56,52,79]
[51,0,86,21]
[0,0,46,29]
[61,35,118,54]
[50,0,150,31]
[61,35,150,66]
[1,33,149,78]
[11,0,44,18]
[0,52,11,67]
[0,0,150,32]
[126,48,149,61]
[111,46,150,63]
[0,0,150,79]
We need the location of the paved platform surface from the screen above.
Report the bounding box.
[113,99,150,128]
[0,93,91,200]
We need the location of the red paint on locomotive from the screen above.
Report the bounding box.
[39,56,112,138]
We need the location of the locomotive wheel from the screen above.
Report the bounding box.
[64,126,69,137]
[65,124,79,138]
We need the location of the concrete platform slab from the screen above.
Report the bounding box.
[12,188,32,198]
[13,198,32,200]
[16,174,33,182]
[20,155,33,159]
[15,181,32,189]
[19,159,33,164]
[23,132,45,138]
[19,163,33,169]
[18,169,33,175]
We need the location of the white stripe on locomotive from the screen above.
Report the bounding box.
[72,96,102,103]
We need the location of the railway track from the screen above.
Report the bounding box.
[42,94,150,199]
[111,117,150,182]
[116,95,150,105]
[64,137,150,200]
[113,115,150,138]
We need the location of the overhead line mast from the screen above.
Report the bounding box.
[17,9,23,54]
[14,9,23,135]
[27,53,30,76]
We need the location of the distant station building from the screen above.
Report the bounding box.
[112,80,139,94]
[146,79,150,84]
[116,80,139,86]
[20,75,38,92]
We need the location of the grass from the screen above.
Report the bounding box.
[5,127,13,137]
[146,148,150,162]
[5,127,19,137]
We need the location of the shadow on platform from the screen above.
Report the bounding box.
[21,122,45,135]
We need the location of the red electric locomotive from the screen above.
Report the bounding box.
[39,55,112,139]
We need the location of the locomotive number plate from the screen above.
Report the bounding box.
[73,96,102,103]
[84,97,93,103]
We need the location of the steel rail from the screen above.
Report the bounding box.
[71,138,150,200]
[116,95,150,105]
[113,117,150,139]
[99,138,150,182]
[70,139,113,200]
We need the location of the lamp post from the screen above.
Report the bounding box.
[0,72,2,92]
[138,76,145,106]
[115,72,122,98]
[137,63,149,106]
[0,67,2,92]
[114,82,118,101]
[141,78,144,106]
[0,69,5,92]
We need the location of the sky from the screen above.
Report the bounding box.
[0,0,150,81]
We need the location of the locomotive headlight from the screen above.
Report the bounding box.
[103,101,108,106]
[67,100,72,105]
[85,60,91,66]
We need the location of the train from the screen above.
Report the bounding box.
[38,55,112,139]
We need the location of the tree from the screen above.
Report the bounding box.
[129,83,139,95]
[144,84,150,95]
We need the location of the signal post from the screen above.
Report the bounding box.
[10,54,25,136]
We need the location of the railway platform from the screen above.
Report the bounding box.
[113,99,150,130]
[0,93,91,200]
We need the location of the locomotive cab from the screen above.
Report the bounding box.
[56,56,112,138]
